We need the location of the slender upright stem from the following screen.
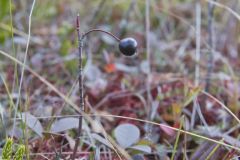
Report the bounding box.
[145,0,153,139]
[72,15,121,160]
[194,1,201,87]
[205,0,216,92]
[72,14,84,160]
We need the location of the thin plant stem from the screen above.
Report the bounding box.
[12,0,36,138]
[171,116,184,160]
[205,139,223,160]
[206,0,240,21]
[201,90,240,124]
[71,14,84,160]
[145,0,153,140]
[82,29,120,41]
[72,15,122,160]
[191,0,201,129]
[9,0,18,99]
[194,1,201,87]
[205,0,216,92]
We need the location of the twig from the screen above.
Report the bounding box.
[205,0,216,92]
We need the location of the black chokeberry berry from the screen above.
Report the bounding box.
[119,37,137,56]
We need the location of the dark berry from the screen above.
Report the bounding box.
[119,37,137,56]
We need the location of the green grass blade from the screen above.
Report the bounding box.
[171,116,184,160]
[205,139,223,160]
